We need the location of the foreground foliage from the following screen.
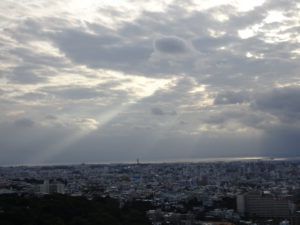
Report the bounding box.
[0,194,151,225]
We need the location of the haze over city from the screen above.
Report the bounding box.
[1,0,300,165]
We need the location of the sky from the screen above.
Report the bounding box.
[1,0,300,165]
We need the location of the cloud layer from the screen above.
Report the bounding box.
[1,0,300,165]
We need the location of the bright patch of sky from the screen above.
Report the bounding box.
[188,0,265,11]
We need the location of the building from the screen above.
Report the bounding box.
[39,179,65,194]
[237,192,295,219]
[290,211,300,225]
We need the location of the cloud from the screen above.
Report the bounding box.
[253,86,300,122]
[43,86,107,100]
[1,0,300,164]
[9,47,66,68]
[15,92,47,101]
[50,29,153,72]
[154,36,189,54]
[45,115,57,120]
[14,118,35,128]
[151,107,164,115]
[214,91,250,105]
[8,66,47,84]
[261,124,300,157]
[192,35,238,52]
[151,107,177,116]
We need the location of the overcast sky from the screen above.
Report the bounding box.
[1,0,300,165]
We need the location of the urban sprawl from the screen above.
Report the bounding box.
[0,159,300,225]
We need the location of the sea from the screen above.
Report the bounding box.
[2,156,300,167]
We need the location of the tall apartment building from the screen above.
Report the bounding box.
[290,211,300,225]
[39,179,65,194]
[237,192,295,218]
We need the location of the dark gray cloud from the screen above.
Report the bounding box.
[43,86,107,100]
[224,5,267,30]
[45,115,57,120]
[262,124,300,157]
[202,109,267,129]
[14,118,35,128]
[151,107,177,116]
[39,85,130,103]
[8,66,47,84]
[0,122,71,165]
[15,92,48,101]
[154,37,188,54]
[253,86,300,122]
[9,47,66,68]
[151,107,164,115]
[50,29,153,72]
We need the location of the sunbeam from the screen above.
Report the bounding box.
[30,102,132,164]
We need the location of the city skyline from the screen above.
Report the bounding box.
[1,0,300,165]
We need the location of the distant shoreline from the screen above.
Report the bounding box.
[1,156,300,168]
